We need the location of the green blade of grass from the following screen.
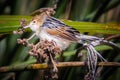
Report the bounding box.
[0,15,31,34]
[0,15,120,34]
[63,19,120,34]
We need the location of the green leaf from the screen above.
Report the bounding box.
[0,15,120,34]
[62,20,120,34]
[0,15,31,34]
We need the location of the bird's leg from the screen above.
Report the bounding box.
[17,33,36,46]
[48,53,58,79]
[49,53,58,73]
[27,33,36,41]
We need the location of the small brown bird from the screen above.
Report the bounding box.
[22,9,119,80]
[24,13,101,50]
[24,10,119,51]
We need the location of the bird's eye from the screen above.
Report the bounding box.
[33,20,37,23]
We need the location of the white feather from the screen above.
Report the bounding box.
[36,29,70,50]
[26,20,70,50]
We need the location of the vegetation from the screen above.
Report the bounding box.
[0,0,120,80]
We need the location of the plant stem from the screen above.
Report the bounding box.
[0,62,120,73]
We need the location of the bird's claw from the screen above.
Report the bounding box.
[17,39,29,46]
[53,65,58,73]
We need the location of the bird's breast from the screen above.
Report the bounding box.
[36,30,70,50]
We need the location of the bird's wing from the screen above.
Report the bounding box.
[42,17,80,41]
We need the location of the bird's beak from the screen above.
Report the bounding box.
[24,25,29,29]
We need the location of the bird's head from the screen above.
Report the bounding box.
[24,14,47,32]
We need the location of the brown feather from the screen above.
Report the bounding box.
[46,27,79,42]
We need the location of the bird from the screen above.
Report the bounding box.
[21,8,120,80]
[24,12,100,50]
[24,10,119,51]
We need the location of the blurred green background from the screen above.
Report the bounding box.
[0,0,120,80]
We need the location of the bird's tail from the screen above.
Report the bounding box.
[78,34,120,51]
[77,35,120,80]
[77,35,101,42]
[78,35,120,63]
[90,39,120,52]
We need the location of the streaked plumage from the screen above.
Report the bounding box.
[23,12,120,80]
[26,14,100,50]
